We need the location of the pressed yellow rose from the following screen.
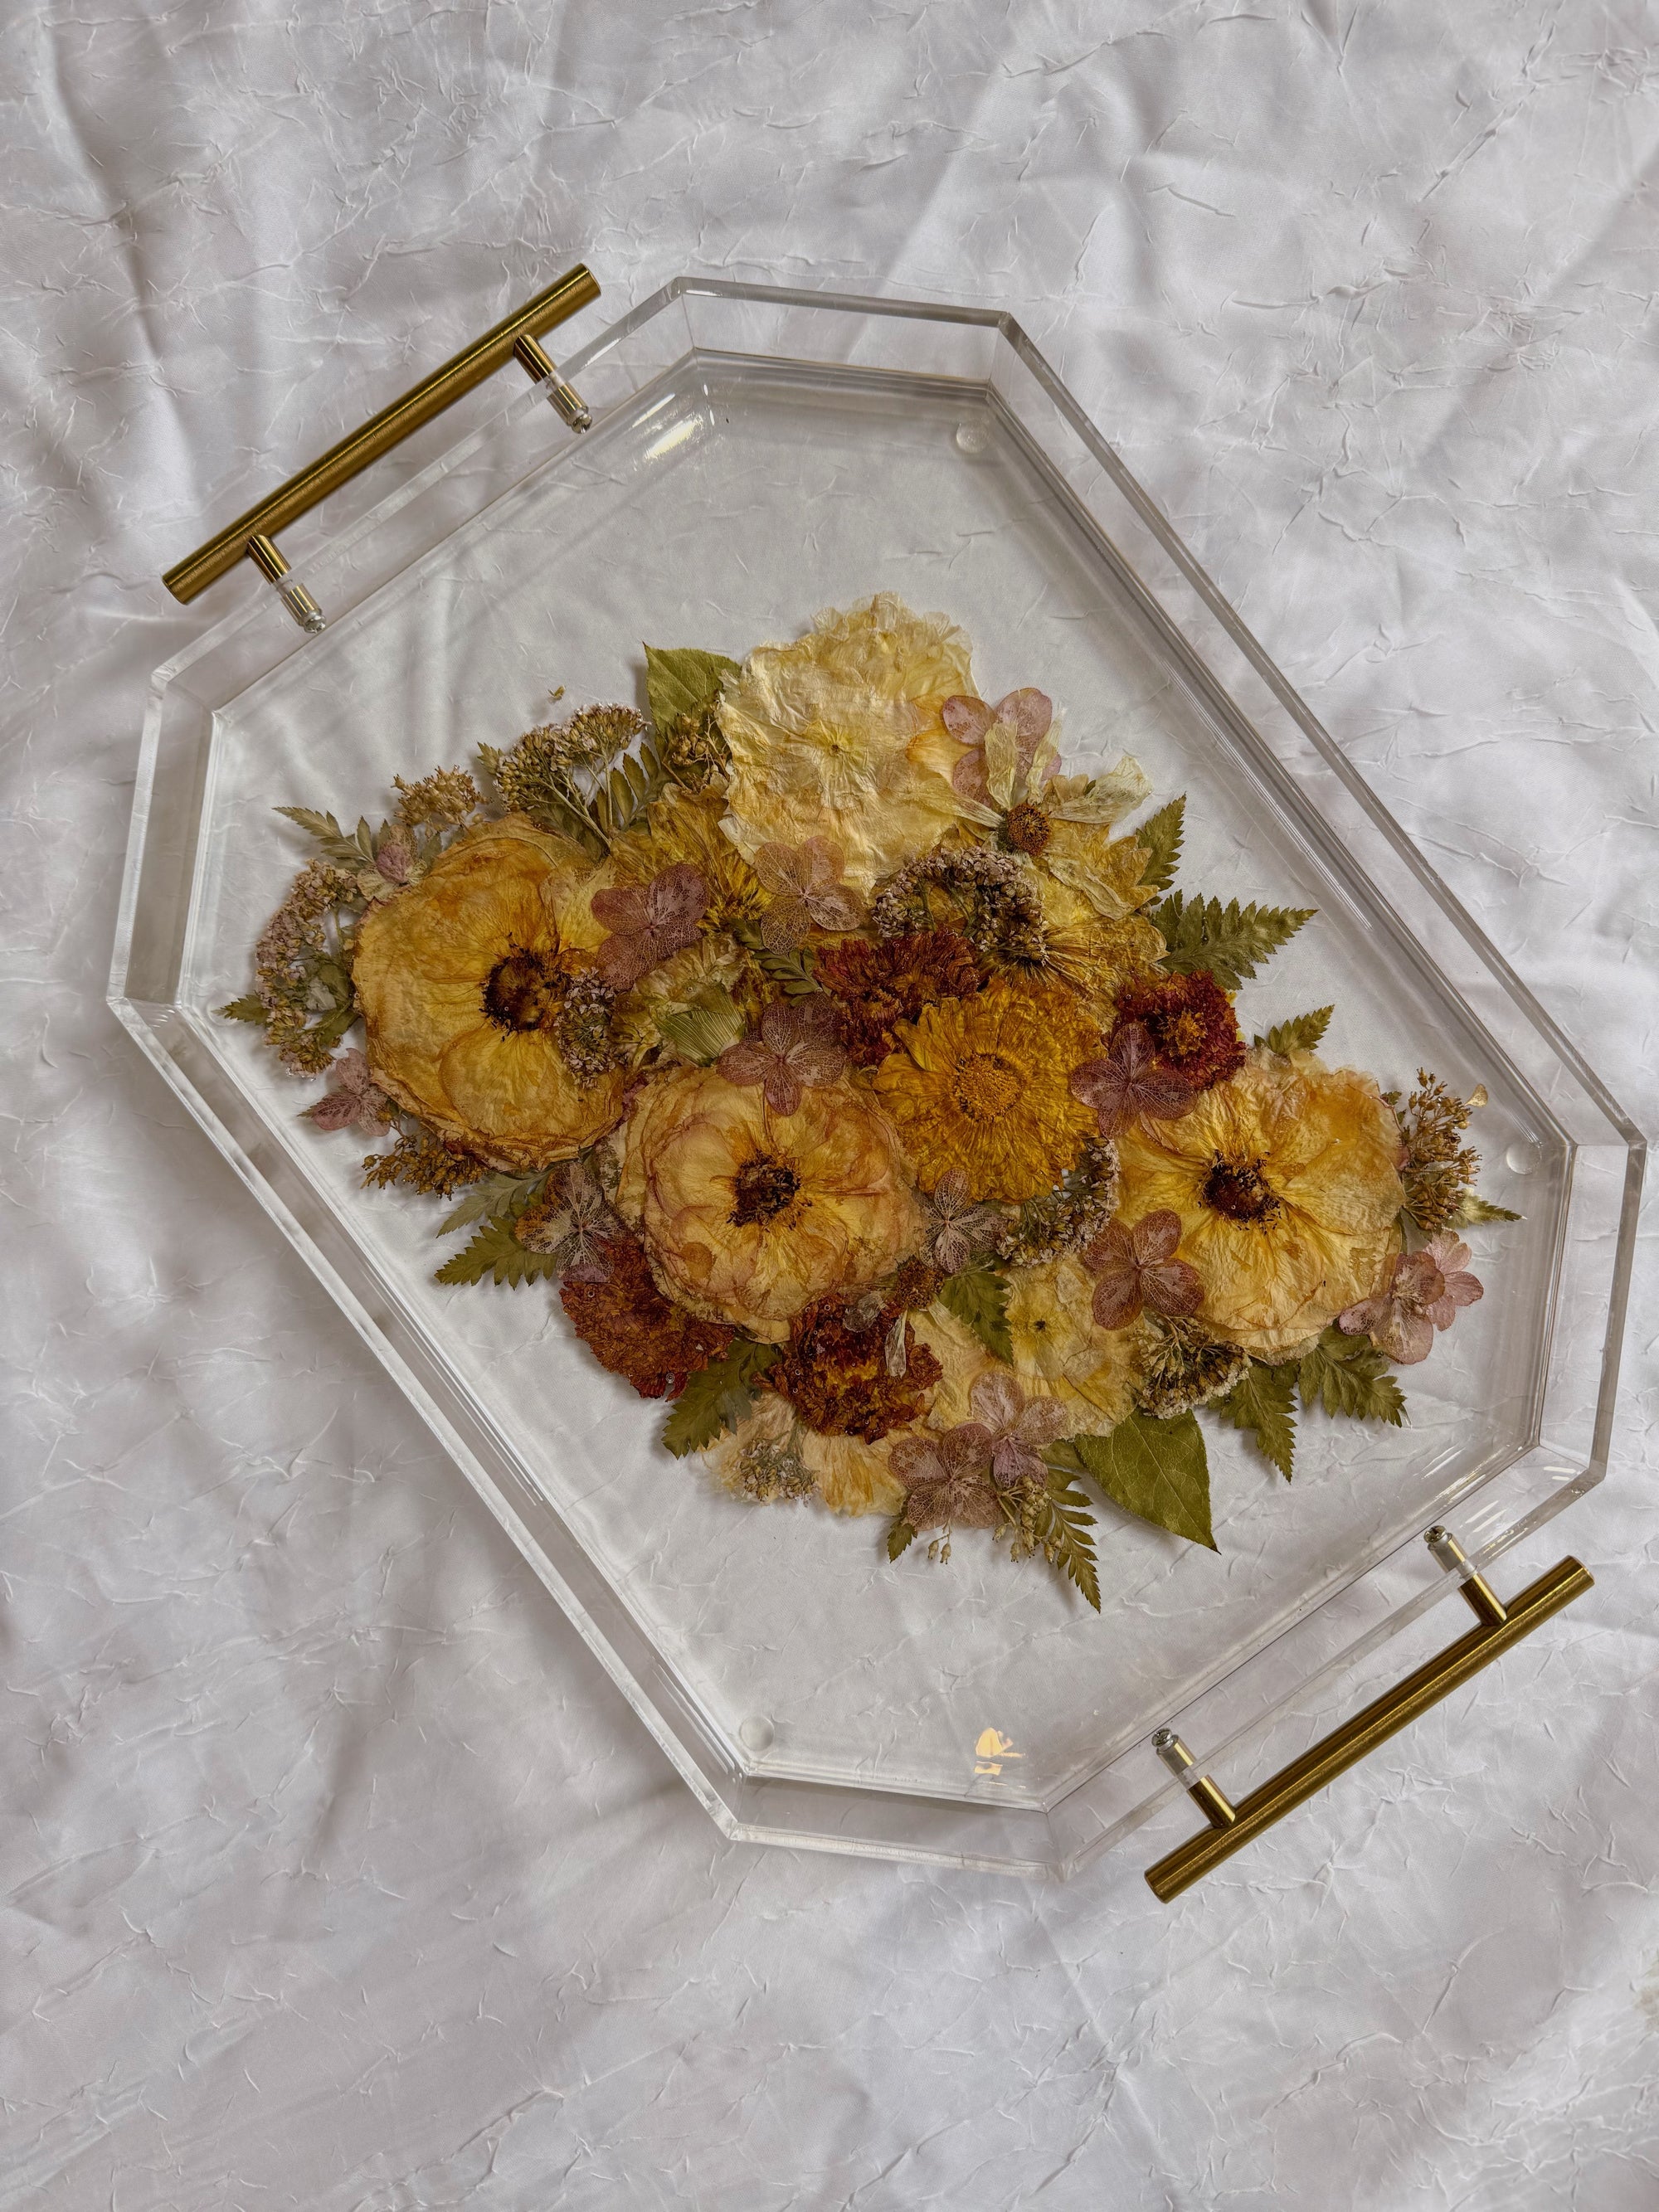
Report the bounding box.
[1003,1257,1150,1427]
[708,1393,905,1519]
[353,815,624,1173]
[617,1064,920,1341]
[717,594,973,890]
[1116,1048,1404,1358]
[872,977,1102,1203]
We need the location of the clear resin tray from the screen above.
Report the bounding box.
[114,275,1642,1880]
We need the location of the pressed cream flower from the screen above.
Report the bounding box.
[1116,1047,1404,1359]
[717,595,974,890]
[618,1064,920,1341]
[353,815,624,1173]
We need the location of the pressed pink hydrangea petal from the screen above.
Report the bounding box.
[1141,1259,1204,1320]
[1131,1209,1183,1266]
[941,695,996,743]
[1092,1272,1144,1330]
[995,688,1052,742]
[805,884,864,933]
[717,1038,776,1089]
[1444,1270,1484,1308]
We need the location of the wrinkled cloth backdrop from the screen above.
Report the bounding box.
[4,5,1657,2206]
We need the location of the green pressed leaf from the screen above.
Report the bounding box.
[1297,1326,1408,1425]
[434,1215,559,1289]
[436,1170,549,1237]
[1253,1006,1333,1056]
[936,1265,1014,1363]
[309,1003,358,1052]
[644,644,742,736]
[887,1516,917,1563]
[218,994,265,1023]
[656,984,748,1063]
[1150,892,1315,991]
[1132,795,1185,894]
[1030,1472,1102,1609]
[275,805,367,869]
[1449,1191,1522,1227]
[1050,1412,1217,1550]
[1211,1359,1297,1480]
[661,1339,779,1457]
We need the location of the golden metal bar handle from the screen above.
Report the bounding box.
[162,262,601,606]
[1146,1534,1593,1902]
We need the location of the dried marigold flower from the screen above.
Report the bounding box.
[560,1234,736,1399]
[1112,970,1244,1095]
[816,926,983,1066]
[766,1293,942,1442]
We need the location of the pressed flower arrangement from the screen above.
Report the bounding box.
[223,595,1518,1607]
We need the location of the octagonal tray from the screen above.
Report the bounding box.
[113,275,1642,1879]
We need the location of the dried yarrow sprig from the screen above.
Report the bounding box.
[236,858,362,1074]
[868,841,1048,969]
[481,703,680,860]
[362,1124,489,1198]
[994,1136,1120,1267]
[1395,1070,1483,1234]
[723,1437,816,1504]
[392,766,483,830]
[1136,1316,1250,1419]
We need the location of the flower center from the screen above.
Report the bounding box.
[483,947,560,1032]
[731,1154,801,1227]
[1202,1155,1282,1223]
[1156,1009,1209,1067]
[954,1051,1022,1121]
[1002,800,1052,856]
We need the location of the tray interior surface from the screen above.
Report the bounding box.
[158,348,1567,1815]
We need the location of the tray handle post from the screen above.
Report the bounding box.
[1144,1529,1592,1902]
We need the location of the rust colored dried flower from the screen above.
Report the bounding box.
[1069,1021,1197,1137]
[1082,1210,1204,1330]
[888,1257,944,1313]
[305,1048,393,1135]
[393,766,481,829]
[766,1293,943,1441]
[1112,970,1245,1095]
[716,997,847,1114]
[752,838,864,950]
[1396,1070,1483,1234]
[591,865,709,989]
[361,1125,489,1198]
[816,926,983,1066]
[560,1234,736,1399]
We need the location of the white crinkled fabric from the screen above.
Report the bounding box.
[3,4,1657,2207]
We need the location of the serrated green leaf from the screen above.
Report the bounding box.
[1050,1412,1217,1550]
[218,994,265,1023]
[1150,892,1315,991]
[1132,795,1185,894]
[935,1265,1013,1363]
[1029,1472,1102,1608]
[661,1339,779,1456]
[434,1214,560,1289]
[887,1515,917,1562]
[436,1170,548,1236]
[1210,1359,1297,1480]
[1448,1191,1522,1227]
[309,1003,358,1051]
[1297,1326,1408,1425]
[275,804,366,869]
[1253,1006,1333,1056]
[644,644,742,736]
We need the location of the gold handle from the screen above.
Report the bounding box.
[162,262,601,610]
[1145,1530,1593,1902]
